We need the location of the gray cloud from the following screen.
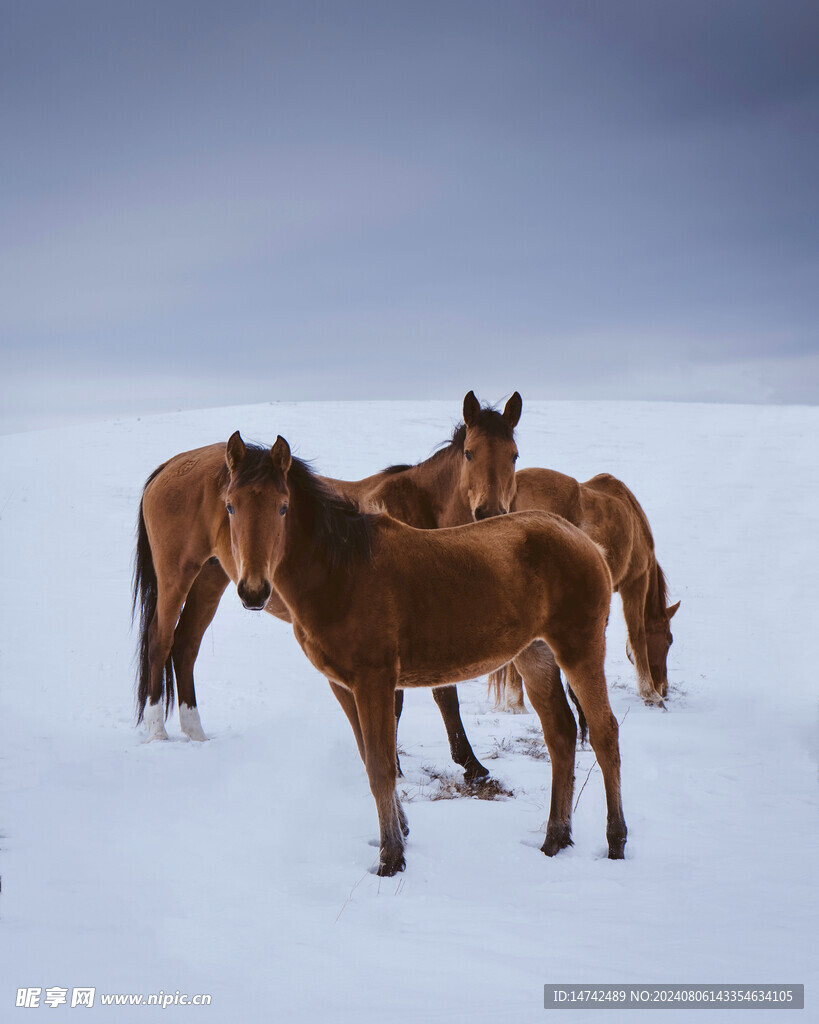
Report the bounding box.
[1,0,817,432]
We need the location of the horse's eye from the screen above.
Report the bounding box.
[226,503,235,515]
[464,450,473,462]
[279,504,288,517]
[513,452,519,462]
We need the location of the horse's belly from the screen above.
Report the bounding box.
[397,627,535,687]
[398,656,513,689]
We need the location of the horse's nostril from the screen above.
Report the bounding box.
[475,506,487,521]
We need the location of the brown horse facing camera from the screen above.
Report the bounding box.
[133,392,522,780]
[217,433,624,874]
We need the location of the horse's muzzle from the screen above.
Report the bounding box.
[237,579,271,611]
[474,505,509,521]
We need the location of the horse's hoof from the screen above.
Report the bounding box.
[179,705,207,741]
[607,830,627,859]
[182,730,208,742]
[143,704,170,741]
[375,852,406,876]
[541,824,573,857]
[464,761,491,781]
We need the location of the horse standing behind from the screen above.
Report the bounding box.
[489,467,679,720]
[133,392,522,776]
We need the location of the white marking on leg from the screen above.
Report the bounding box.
[143,702,169,742]
[179,703,207,741]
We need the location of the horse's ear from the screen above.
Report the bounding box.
[503,391,522,429]
[226,431,246,473]
[667,600,680,619]
[270,435,292,476]
[463,390,480,427]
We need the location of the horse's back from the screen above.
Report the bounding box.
[141,442,230,564]
[513,467,583,526]
[579,474,655,586]
[581,474,654,545]
[365,512,610,684]
[382,509,610,615]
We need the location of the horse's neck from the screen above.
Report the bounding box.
[403,447,468,527]
[273,491,366,625]
[274,524,333,626]
[644,558,665,624]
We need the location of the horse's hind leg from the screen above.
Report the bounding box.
[560,652,627,860]
[354,678,406,876]
[620,575,664,707]
[514,642,576,856]
[144,565,203,741]
[431,684,490,780]
[172,559,229,740]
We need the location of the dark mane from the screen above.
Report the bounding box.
[379,403,515,474]
[226,443,376,570]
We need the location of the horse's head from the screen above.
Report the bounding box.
[460,390,522,521]
[224,431,292,611]
[632,600,680,694]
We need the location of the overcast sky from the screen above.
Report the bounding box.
[2,0,817,432]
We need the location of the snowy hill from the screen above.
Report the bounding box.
[1,399,817,1023]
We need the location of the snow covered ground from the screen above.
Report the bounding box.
[1,399,816,1023]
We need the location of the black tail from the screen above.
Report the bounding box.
[132,467,175,724]
[566,682,588,745]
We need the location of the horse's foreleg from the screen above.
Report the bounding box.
[172,560,229,740]
[620,575,664,706]
[431,684,490,780]
[514,642,576,856]
[144,586,188,741]
[328,680,365,763]
[354,680,406,876]
[560,653,627,860]
[143,559,204,741]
